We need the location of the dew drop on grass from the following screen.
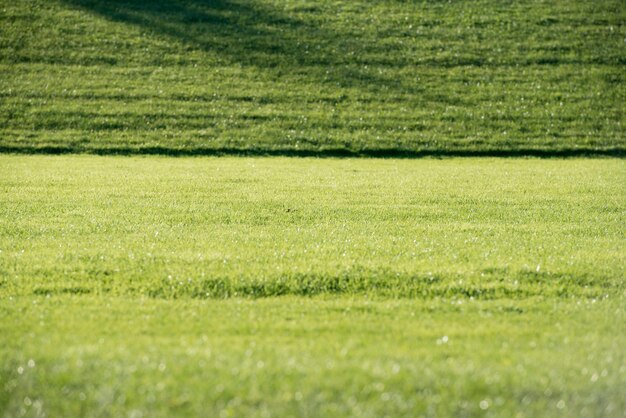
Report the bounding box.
[479,399,489,410]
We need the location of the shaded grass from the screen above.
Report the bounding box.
[0,144,624,158]
[1,0,624,155]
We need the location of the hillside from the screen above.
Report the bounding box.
[1,0,624,155]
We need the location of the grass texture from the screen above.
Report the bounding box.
[1,0,625,155]
[1,156,624,299]
[1,156,624,417]
[1,0,625,415]
[1,296,624,417]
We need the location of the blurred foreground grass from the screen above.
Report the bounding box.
[1,296,624,417]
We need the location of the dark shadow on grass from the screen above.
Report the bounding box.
[59,0,420,94]
[1,145,623,158]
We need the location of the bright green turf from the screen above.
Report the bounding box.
[1,156,625,416]
[1,0,624,155]
[1,296,624,417]
[1,156,624,299]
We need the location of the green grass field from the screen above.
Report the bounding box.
[1,0,624,155]
[1,156,624,299]
[1,0,626,416]
[2,296,624,417]
[1,156,625,416]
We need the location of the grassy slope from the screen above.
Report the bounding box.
[0,156,624,299]
[1,0,625,155]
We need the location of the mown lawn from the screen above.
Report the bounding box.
[1,2,624,415]
[0,156,624,417]
[1,0,624,155]
[1,156,624,299]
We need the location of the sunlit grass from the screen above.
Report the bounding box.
[1,156,624,299]
[0,156,624,416]
[1,296,624,417]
